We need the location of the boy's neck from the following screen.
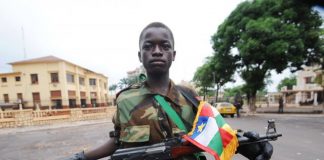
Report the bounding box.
[146,73,170,95]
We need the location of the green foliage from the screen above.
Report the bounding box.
[193,58,214,89]
[193,56,236,100]
[117,76,143,90]
[223,85,244,98]
[211,0,323,111]
[193,58,214,98]
[277,75,297,91]
[109,84,118,91]
[314,72,323,87]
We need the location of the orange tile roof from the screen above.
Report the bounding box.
[8,55,107,78]
[0,72,21,76]
[9,55,64,65]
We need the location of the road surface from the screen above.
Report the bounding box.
[0,114,323,160]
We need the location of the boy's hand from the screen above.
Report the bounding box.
[237,131,273,160]
[65,151,87,160]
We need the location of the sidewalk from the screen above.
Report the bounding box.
[255,105,323,114]
[0,118,111,135]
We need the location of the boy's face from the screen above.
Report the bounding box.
[138,27,176,75]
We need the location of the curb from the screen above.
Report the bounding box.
[256,110,323,114]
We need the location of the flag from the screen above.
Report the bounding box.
[183,101,238,160]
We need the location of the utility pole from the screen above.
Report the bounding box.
[21,26,27,59]
[213,72,217,103]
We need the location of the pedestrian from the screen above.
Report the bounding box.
[278,96,284,113]
[234,93,243,117]
[67,22,273,160]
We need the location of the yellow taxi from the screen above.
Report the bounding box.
[214,102,236,118]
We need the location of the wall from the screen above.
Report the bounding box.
[0,107,116,128]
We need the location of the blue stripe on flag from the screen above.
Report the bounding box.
[190,116,209,139]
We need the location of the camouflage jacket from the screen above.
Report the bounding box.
[113,80,197,148]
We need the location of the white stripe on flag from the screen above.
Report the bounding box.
[211,106,220,117]
[193,117,219,146]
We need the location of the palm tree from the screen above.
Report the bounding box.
[118,78,131,89]
[108,84,117,106]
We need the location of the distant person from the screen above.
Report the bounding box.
[234,93,243,117]
[278,96,284,113]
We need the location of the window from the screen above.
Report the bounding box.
[69,99,77,108]
[66,73,74,83]
[50,90,61,99]
[17,93,23,102]
[15,76,21,82]
[1,77,7,83]
[79,77,85,85]
[89,78,96,86]
[3,94,9,103]
[51,73,59,83]
[32,92,41,107]
[52,99,62,109]
[80,99,86,108]
[31,74,38,84]
[305,77,313,84]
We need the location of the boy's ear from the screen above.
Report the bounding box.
[138,51,142,62]
[172,51,176,61]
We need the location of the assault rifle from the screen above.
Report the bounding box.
[237,119,282,145]
[110,120,282,160]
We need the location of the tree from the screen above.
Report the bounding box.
[108,84,118,106]
[211,0,323,112]
[223,85,244,98]
[118,78,130,89]
[193,56,235,101]
[118,76,142,90]
[211,54,236,102]
[277,75,297,91]
[193,60,214,100]
[109,84,118,94]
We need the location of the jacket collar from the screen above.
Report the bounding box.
[140,80,189,107]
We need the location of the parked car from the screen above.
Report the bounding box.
[214,102,236,118]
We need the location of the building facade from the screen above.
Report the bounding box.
[281,66,323,106]
[0,56,109,110]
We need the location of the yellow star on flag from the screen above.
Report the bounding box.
[198,123,206,132]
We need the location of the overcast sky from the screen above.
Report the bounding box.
[0,0,322,92]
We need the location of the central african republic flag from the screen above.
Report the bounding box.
[183,101,239,160]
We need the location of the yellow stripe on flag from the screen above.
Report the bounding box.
[188,101,204,136]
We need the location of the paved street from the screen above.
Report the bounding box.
[0,114,323,160]
[229,114,324,160]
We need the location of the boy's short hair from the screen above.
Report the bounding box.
[139,22,174,49]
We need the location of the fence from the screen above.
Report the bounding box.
[0,107,116,128]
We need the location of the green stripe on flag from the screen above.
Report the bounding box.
[215,114,226,128]
[208,131,224,156]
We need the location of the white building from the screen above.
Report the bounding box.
[281,66,323,106]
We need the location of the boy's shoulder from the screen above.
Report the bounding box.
[116,83,145,102]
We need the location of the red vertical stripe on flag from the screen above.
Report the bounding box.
[219,128,234,147]
[199,103,214,117]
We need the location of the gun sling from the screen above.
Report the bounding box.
[154,95,188,133]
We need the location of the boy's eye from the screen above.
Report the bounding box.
[143,44,152,50]
[162,44,171,50]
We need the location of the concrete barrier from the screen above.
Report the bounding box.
[0,107,116,128]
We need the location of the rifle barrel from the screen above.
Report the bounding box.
[238,133,282,145]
